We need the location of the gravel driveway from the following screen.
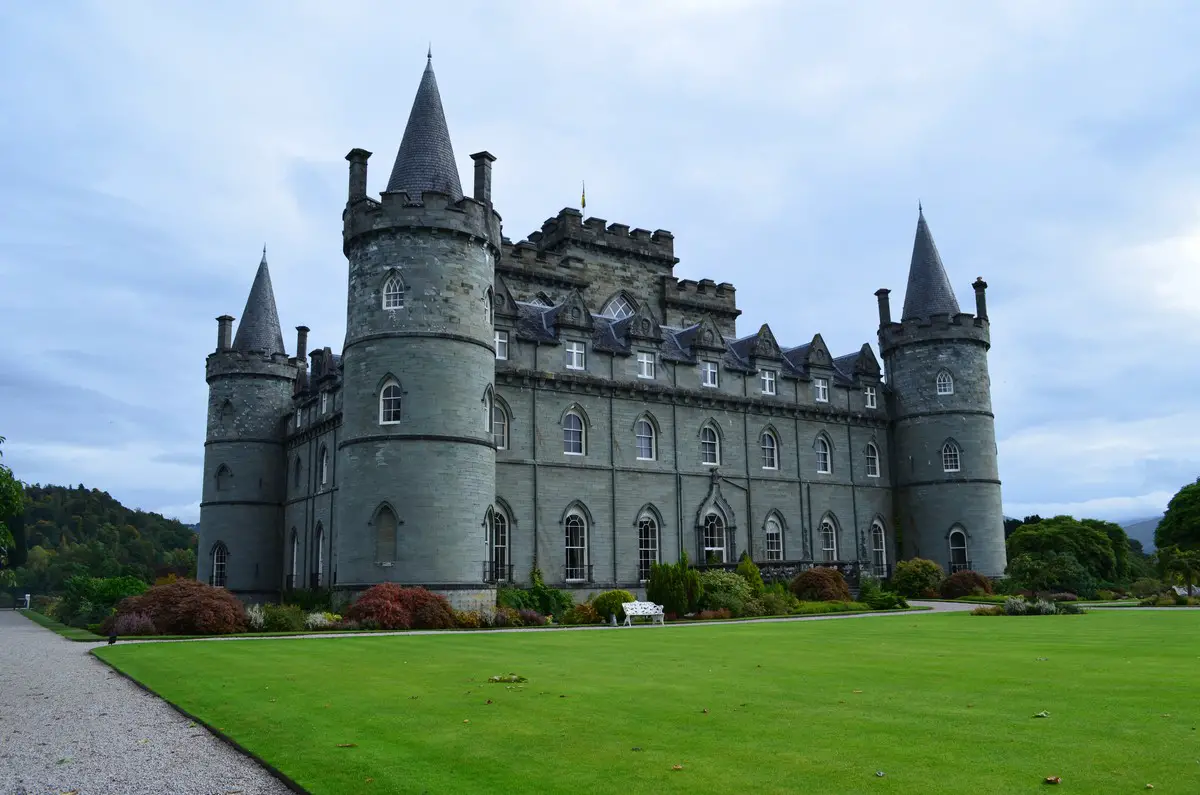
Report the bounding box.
[0,610,292,795]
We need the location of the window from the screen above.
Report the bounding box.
[865,386,877,409]
[765,517,783,561]
[565,341,586,370]
[290,530,298,580]
[814,377,829,403]
[483,390,492,433]
[293,458,302,488]
[701,361,719,388]
[380,380,402,424]
[563,412,585,455]
[635,418,656,461]
[215,465,232,492]
[942,441,961,472]
[601,295,635,320]
[702,513,726,563]
[700,426,720,465]
[872,522,887,577]
[319,446,329,485]
[211,543,228,588]
[760,431,778,470]
[485,288,492,325]
[949,528,968,572]
[495,330,509,360]
[820,519,838,561]
[295,410,301,429]
[637,351,656,379]
[376,505,397,561]
[530,294,552,308]
[382,275,405,310]
[760,369,776,395]
[491,512,509,582]
[565,512,588,581]
[314,524,324,587]
[321,392,328,414]
[936,370,954,395]
[492,404,509,450]
[815,437,831,474]
[866,443,880,478]
[638,514,659,581]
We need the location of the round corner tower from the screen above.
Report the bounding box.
[877,207,1006,577]
[197,253,297,600]
[334,55,501,608]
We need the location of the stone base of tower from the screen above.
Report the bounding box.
[331,584,498,613]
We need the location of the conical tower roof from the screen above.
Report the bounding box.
[232,248,286,355]
[901,206,961,321]
[385,53,463,200]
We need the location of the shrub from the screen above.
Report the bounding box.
[1003,596,1029,616]
[497,588,536,612]
[694,608,733,621]
[304,611,340,630]
[590,589,636,622]
[892,558,945,598]
[699,570,754,616]
[263,604,307,632]
[345,584,455,630]
[939,570,993,599]
[789,567,852,602]
[865,591,909,611]
[337,618,362,630]
[1030,598,1058,615]
[112,611,158,636]
[286,588,333,612]
[759,589,800,616]
[971,605,1005,616]
[31,595,59,615]
[735,552,765,595]
[646,554,704,616]
[1131,578,1165,598]
[107,579,247,635]
[454,609,484,629]
[517,609,547,626]
[1055,601,1083,615]
[1048,592,1078,602]
[560,602,601,625]
[490,606,522,627]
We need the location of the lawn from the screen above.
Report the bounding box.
[93,612,1200,795]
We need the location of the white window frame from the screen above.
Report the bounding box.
[379,381,402,425]
[565,513,588,582]
[494,330,509,361]
[382,275,405,310]
[871,522,887,577]
[866,443,880,478]
[949,528,969,572]
[865,386,877,409]
[942,441,961,473]
[765,517,783,562]
[290,531,298,580]
[492,404,508,450]
[936,370,954,395]
[637,351,656,380]
[820,520,838,562]
[491,511,509,581]
[565,341,586,371]
[814,377,829,403]
[563,412,585,456]
[760,431,779,470]
[701,360,719,388]
[637,515,658,581]
[211,543,228,588]
[700,426,720,466]
[321,392,328,414]
[702,513,726,563]
[760,369,776,395]
[295,410,301,429]
[635,418,656,461]
[319,447,329,485]
[815,437,831,474]
[602,295,635,320]
[315,524,324,586]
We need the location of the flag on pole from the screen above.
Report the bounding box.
[581,181,586,210]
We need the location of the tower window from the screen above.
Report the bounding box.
[495,330,509,360]
[211,542,228,588]
[635,418,656,461]
[380,381,402,424]
[949,528,969,572]
[565,341,586,371]
[319,446,329,485]
[215,465,232,492]
[701,361,719,388]
[492,403,509,450]
[814,377,829,403]
[760,431,778,470]
[866,443,880,478]
[563,411,585,455]
[865,386,877,409]
[942,441,961,473]
[815,437,831,474]
[637,351,656,379]
[760,369,776,395]
[701,426,720,466]
[936,370,954,395]
[375,505,397,562]
[383,275,405,310]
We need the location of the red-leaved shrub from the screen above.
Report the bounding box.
[106,579,247,635]
[345,584,455,630]
[112,611,157,636]
[939,570,994,599]
[789,567,852,602]
[517,609,547,626]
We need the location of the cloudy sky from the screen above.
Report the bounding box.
[1,0,1197,526]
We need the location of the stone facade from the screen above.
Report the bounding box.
[194,59,1007,606]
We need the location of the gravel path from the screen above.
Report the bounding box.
[0,610,293,795]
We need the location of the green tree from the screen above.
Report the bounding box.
[0,436,26,582]
[1006,551,1095,597]
[1080,518,1132,581]
[1156,478,1200,551]
[1007,516,1117,582]
[1157,546,1200,596]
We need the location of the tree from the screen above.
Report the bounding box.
[0,436,26,576]
[1007,516,1117,582]
[1157,546,1200,596]
[1156,478,1200,551]
[1080,519,1132,581]
[1006,551,1095,597]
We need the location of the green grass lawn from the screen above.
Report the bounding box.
[19,609,105,641]
[93,612,1200,795]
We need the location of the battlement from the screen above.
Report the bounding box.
[878,312,990,353]
[664,276,740,317]
[206,349,300,383]
[343,188,502,255]
[529,208,677,264]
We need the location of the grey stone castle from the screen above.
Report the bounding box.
[197,56,1007,606]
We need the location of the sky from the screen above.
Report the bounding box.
[1,0,1198,527]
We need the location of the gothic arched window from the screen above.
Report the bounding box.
[761,430,779,470]
[382,274,405,310]
[380,380,402,425]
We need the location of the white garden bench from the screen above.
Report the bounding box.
[621,601,665,626]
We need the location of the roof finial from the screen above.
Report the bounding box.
[427,43,432,62]
[918,199,923,215]
[261,243,267,263]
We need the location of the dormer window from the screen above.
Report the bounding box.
[637,351,656,379]
[701,361,719,388]
[814,377,829,403]
[865,386,877,409]
[601,295,635,320]
[495,330,509,361]
[936,370,954,395]
[565,341,586,371]
[760,369,776,395]
[382,275,405,310]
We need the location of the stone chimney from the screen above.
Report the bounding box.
[216,315,234,351]
[874,289,892,327]
[470,151,496,205]
[346,148,372,203]
[972,278,988,321]
[295,326,310,362]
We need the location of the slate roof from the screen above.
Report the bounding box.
[232,252,286,356]
[901,207,961,321]
[385,55,463,201]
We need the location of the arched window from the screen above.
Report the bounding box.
[211,542,228,588]
[949,527,968,572]
[765,516,783,561]
[637,513,659,581]
[376,505,397,562]
[820,518,838,561]
[866,443,880,478]
[319,446,329,486]
[314,523,324,587]
[815,437,831,474]
[382,274,405,310]
[218,399,233,427]
[871,521,887,577]
[215,465,232,492]
[491,511,509,582]
[565,512,588,581]
[942,441,961,472]
[702,513,726,563]
[485,288,493,325]
[483,389,492,433]
[701,425,720,466]
[936,369,954,395]
[563,411,585,455]
[293,457,302,488]
[635,418,656,461]
[290,529,298,583]
[492,403,509,450]
[761,430,778,470]
[380,380,402,424]
[601,294,636,320]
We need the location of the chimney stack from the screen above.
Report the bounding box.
[216,315,234,351]
[972,278,988,321]
[295,326,310,362]
[874,289,892,327]
[470,151,496,205]
[346,148,372,203]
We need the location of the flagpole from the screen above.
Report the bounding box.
[581,180,586,211]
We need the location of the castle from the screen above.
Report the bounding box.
[196,55,1007,606]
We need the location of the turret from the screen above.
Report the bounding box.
[334,53,502,608]
[197,250,297,600]
[878,206,1006,576]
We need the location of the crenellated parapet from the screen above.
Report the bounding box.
[206,350,300,383]
[529,208,677,264]
[878,312,989,355]
[664,276,741,335]
[342,188,502,256]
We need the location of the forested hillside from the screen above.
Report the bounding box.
[4,484,197,594]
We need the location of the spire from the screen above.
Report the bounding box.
[385,54,463,201]
[900,206,961,321]
[232,249,286,356]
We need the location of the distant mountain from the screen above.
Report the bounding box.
[1120,516,1161,552]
